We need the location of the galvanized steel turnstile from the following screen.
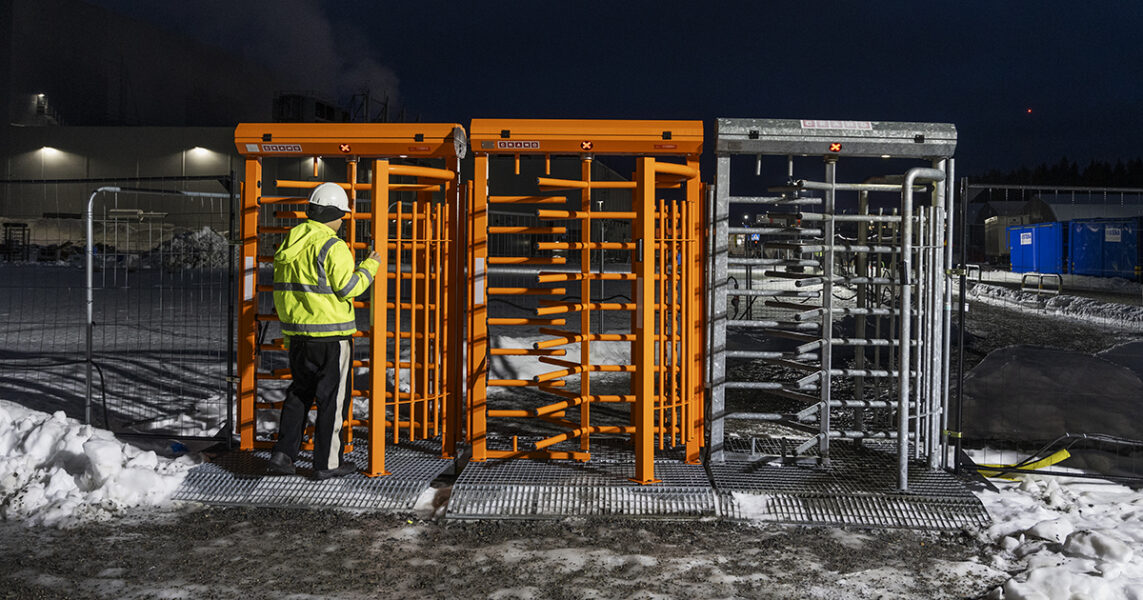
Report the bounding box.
[709,119,957,491]
[235,123,466,476]
[466,119,706,483]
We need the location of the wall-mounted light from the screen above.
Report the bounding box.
[40,146,60,157]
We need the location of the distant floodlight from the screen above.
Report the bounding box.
[190,146,210,156]
[40,146,60,156]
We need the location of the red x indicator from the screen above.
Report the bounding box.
[829,143,843,153]
[339,143,352,153]
[581,141,594,151]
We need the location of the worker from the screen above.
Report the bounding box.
[266,182,380,480]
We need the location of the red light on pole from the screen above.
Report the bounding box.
[829,143,842,152]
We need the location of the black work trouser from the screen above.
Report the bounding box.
[273,337,352,471]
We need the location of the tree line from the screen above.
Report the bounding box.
[974,157,1143,187]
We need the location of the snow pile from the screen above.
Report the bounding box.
[155,226,231,269]
[977,473,1143,599]
[0,400,195,528]
[968,283,1143,331]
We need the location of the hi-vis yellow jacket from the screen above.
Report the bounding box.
[273,220,379,339]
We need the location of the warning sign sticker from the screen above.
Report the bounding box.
[1106,227,1122,243]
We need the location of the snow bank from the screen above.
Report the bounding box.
[976,472,1143,600]
[0,400,195,528]
[968,283,1143,331]
[154,226,230,269]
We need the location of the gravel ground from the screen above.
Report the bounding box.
[0,507,1001,600]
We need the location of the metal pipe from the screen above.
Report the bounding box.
[955,175,968,473]
[819,158,836,467]
[940,158,956,469]
[897,166,946,492]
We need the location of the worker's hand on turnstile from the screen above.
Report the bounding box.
[368,248,382,262]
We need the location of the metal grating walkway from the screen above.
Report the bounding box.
[448,437,716,519]
[173,436,990,529]
[173,438,452,511]
[710,438,991,530]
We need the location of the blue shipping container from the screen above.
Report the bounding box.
[1007,222,1065,274]
[1069,218,1141,279]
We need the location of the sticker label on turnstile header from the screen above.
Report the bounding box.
[496,141,540,150]
[1020,232,1032,245]
[800,120,873,131]
[260,144,303,153]
[1106,227,1122,242]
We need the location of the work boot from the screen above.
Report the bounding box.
[313,461,358,481]
[266,451,296,476]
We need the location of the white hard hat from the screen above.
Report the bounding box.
[308,182,350,212]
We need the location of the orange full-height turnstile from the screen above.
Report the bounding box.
[466,119,706,484]
[234,123,466,476]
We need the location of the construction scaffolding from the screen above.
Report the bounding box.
[235,123,466,476]
[708,119,957,491]
[466,119,706,483]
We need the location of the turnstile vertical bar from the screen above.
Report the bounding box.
[368,159,390,476]
[470,157,489,461]
[820,158,836,467]
[580,157,593,453]
[632,157,658,484]
[709,157,730,463]
[237,157,262,450]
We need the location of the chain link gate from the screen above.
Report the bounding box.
[709,119,957,491]
[466,119,705,484]
[235,123,465,476]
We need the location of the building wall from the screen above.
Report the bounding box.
[1,125,238,220]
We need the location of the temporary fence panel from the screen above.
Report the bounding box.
[1007,222,1065,274]
[466,119,705,483]
[0,176,235,441]
[235,123,465,476]
[710,118,957,492]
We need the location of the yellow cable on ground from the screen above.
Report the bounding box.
[978,449,1071,480]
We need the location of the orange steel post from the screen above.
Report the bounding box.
[469,156,489,461]
[345,160,358,451]
[579,156,592,453]
[686,156,703,462]
[632,157,659,484]
[368,159,391,476]
[237,157,261,450]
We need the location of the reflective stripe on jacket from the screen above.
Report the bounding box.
[273,220,379,339]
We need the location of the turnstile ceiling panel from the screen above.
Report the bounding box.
[716,118,956,159]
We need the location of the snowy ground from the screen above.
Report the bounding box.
[3,281,1143,598]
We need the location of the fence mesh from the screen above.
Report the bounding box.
[0,176,235,441]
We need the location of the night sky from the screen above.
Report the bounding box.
[90,1,1143,176]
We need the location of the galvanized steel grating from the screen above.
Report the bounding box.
[173,438,452,511]
[712,438,991,530]
[449,437,715,519]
